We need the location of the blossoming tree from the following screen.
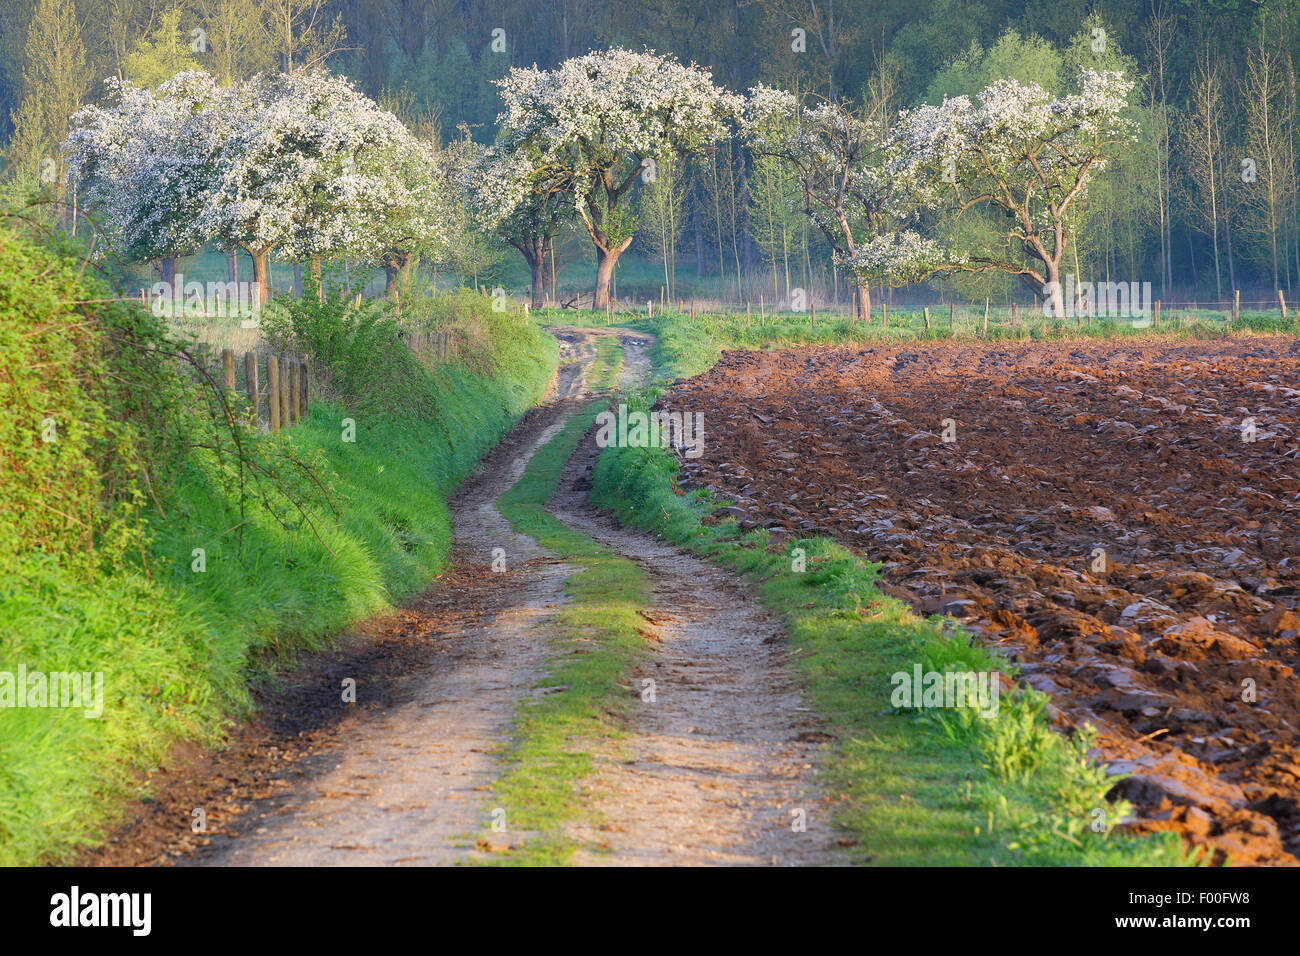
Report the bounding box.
[363,134,450,300]
[740,86,932,321]
[469,139,573,307]
[494,48,739,308]
[199,69,427,302]
[67,68,438,304]
[64,70,239,285]
[884,70,1136,316]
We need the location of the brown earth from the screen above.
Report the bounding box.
[661,336,1300,866]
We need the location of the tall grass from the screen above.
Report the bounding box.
[0,224,558,865]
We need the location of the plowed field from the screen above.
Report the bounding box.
[663,337,1300,865]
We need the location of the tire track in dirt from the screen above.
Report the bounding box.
[548,329,840,866]
[88,332,598,867]
[91,324,836,867]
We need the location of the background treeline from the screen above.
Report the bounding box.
[5,0,1300,302]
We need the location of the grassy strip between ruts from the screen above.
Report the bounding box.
[481,335,656,865]
[587,320,1194,866]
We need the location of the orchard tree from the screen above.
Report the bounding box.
[64,70,238,283]
[470,139,574,307]
[198,69,415,301]
[494,48,739,308]
[364,135,449,300]
[741,85,926,321]
[884,69,1136,316]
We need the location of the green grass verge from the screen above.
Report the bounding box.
[482,336,657,865]
[0,286,558,865]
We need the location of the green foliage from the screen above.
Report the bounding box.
[0,224,558,864]
[3,0,88,184]
[121,7,200,89]
[0,217,178,574]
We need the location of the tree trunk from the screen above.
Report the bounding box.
[857,281,871,323]
[694,204,706,276]
[1044,260,1065,318]
[383,250,411,300]
[547,237,557,305]
[310,257,323,303]
[1225,211,1237,302]
[226,250,238,285]
[530,254,547,308]
[251,250,270,304]
[161,256,176,287]
[594,247,621,309]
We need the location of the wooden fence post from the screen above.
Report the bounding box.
[299,356,309,418]
[923,306,931,331]
[1154,299,1161,329]
[288,357,300,425]
[948,303,954,331]
[222,348,235,391]
[810,299,816,328]
[268,355,280,433]
[244,351,258,415]
[279,355,290,428]
[882,302,887,328]
[983,297,989,334]
[1232,289,1240,327]
[1279,289,1287,320]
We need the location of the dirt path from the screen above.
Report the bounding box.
[552,435,839,865]
[184,398,584,865]
[547,328,839,865]
[89,323,835,867]
[89,338,596,867]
